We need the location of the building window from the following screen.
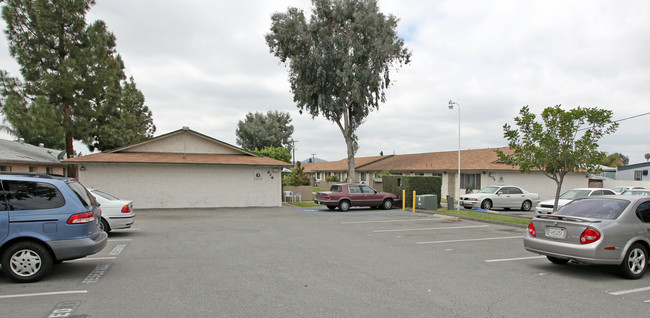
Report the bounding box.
[46,167,53,174]
[0,166,10,172]
[29,166,37,172]
[360,172,367,182]
[461,173,481,190]
[316,172,321,180]
[635,170,643,181]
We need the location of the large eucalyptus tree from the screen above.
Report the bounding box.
[266,0,410,181]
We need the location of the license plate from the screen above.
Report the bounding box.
[546,227,566,239]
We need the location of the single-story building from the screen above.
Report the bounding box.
[65,127,292,209]
[303,148,595,202]
[0,138,66,175]
[617,162,650,181]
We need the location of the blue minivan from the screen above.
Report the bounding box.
[0,173,108,283]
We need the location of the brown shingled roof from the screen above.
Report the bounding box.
[303,148,518,173]
[302,155,392,172]
[64,152,292,167]
[359,148,517,171]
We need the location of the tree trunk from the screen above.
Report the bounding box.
[345,136,355,183]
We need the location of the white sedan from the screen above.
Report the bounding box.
[90,189,135,233]
[459,185,540,211]
[535,188,616,214]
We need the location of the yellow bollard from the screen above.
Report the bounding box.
[413,191,416,213]
[402,190,406,211]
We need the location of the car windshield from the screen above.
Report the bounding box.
[612,187,628,193]
[621,190,650,196]
[555,198,629,220]
[559,190,591,200]
[92,190,120,201]
[478,186,499,194]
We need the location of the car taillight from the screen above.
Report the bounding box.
[527,222,536,237]
[67,212,95,224]
[121,205,131,213]
[580,228,601,244]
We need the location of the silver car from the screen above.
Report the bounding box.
[524,196,650,279]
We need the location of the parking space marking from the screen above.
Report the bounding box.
[341,218,444,224]
[609,286,650,296]
[373,225,489,233]
[107,238,133,242]
[109,243,127,256]
[484,256,546,263]
[416,236,523,245]
[0,290,87,299]
[70,256,117,261]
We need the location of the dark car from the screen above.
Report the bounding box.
[314,183,401,211]
[0,173,108,283]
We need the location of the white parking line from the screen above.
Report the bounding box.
[70,257,117,261]
[0,290,87,299]
[485,256,546,263]
[609,286,650,296]
[107,238,133,242]
[373,225,489,233]
[341,218,444,224]
[416,236,523,244]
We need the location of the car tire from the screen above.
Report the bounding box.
[547,256,569,265]
[619,243,648,279]
[381,199,393,210]
[327,206,336,211]
[480,200,492,210]
[100,218,111,233]
[1,241,54,283]
[521,200,532,211]
[338,200,351,212]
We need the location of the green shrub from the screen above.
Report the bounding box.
[383,175,442,208]
[325,175,340,182]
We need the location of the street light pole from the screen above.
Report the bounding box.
[448,100,460,212]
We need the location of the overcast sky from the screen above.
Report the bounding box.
[1,0,649,163]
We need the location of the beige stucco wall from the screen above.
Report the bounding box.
[77,164,283,209]
[125,133,241,155]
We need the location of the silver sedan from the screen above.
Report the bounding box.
[524,196,650,279]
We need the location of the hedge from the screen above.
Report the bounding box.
[382,175,442,208]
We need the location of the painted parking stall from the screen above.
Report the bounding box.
[0,230,138,317]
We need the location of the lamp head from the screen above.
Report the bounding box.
[448,100,454,109]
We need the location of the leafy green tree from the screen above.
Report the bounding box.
[496,105,618,212]
[284,161,311,186]
[0,0,155,157]
[235,111,294,151]
[251,146,292,163]
[600,152,629,167]
[645,153,650,162]
[266,0,411,182]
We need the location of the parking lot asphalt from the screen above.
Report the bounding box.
[1,206,649,317]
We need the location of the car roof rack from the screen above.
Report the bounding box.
[0,172,58,179]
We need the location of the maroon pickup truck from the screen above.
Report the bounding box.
[314,183,402,211]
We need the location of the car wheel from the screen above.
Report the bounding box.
[100,218,111,233]
[1,241,53,283]
[381,199,393,210]
[521,200,532,211]
[327,206,336,211]
[547,256,569,265]
[338,200,351,212]
[619,243,648,279]
[480,200,492,210]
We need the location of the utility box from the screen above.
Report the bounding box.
[416,194,438,210]
[446,195,455,210]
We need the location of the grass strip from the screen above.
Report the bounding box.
[434,209,531,225]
